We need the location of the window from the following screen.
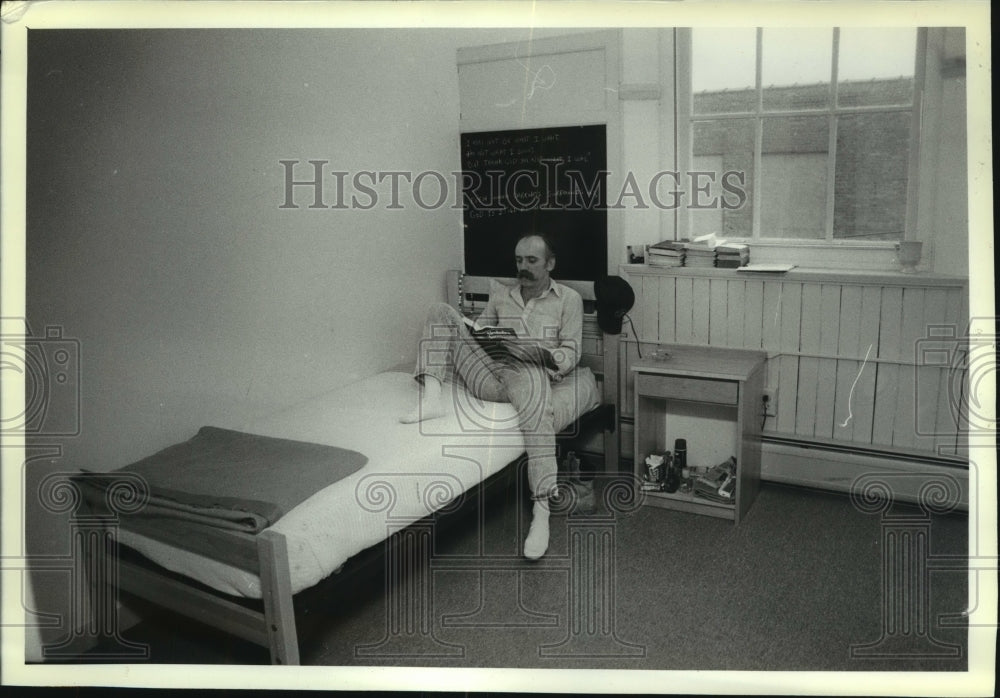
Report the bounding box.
[678,27,921,244]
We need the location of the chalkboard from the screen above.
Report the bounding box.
[461,125,607,282]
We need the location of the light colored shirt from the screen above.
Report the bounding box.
[478,278,583,377]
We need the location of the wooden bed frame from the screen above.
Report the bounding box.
[68,272,615,665]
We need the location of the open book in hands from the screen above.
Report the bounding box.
[462,317,557,369]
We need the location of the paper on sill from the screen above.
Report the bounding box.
[736,263,797,273]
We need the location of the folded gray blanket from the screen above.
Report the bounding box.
[76,426,368,533]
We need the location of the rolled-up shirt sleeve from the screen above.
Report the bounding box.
[553,291,583,375]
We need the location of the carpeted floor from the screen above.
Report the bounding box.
[86,478,969,671]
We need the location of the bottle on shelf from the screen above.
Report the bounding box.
[663,458,681,493]
[673,438,687,471]
[673,438,689,493]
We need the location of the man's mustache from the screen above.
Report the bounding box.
[518,270,534,280]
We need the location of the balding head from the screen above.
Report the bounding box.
[516,233,555,261]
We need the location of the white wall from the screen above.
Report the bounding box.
[28,30,466,469]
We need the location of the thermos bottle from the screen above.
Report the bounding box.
[674,438,687,471]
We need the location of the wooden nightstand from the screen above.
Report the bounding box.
[631,344,766,524]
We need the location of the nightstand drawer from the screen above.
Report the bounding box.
[634,372,738,405]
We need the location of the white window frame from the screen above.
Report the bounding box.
[675,27,927,269]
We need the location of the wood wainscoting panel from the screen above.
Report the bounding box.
[618,266,969,459]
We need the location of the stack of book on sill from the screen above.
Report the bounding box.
[683,233,722,268]
[646,240,686,268]
[715,243,750,268]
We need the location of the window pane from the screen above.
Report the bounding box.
[837,28,916,107]
[690,119,754,238]
[690,154,725,237]
[833,112,910,241]
[692,28,757,114]
[762,28,833,111]
[760,116,829,239]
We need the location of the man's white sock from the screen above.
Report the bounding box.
[523,498,550,560]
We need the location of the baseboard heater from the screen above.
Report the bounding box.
[760,435,970,512]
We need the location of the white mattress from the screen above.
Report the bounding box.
[116,369,600,597]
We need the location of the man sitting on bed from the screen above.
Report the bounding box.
[400,233,582,560]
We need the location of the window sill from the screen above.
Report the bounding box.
[621,264,968,288]
[732,241,904,271]
[647,239,933,272]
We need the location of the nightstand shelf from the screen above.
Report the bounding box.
[640,487,737,515]
[631,344,766,524]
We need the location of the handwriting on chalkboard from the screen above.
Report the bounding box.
[461,128,605,217]
[463,132,566,169]
[461,125,608,282]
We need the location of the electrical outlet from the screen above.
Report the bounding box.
[762,388,777,417]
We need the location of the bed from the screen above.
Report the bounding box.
[77,362,603,665]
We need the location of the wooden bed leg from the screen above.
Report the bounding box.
[257,530,300,665]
